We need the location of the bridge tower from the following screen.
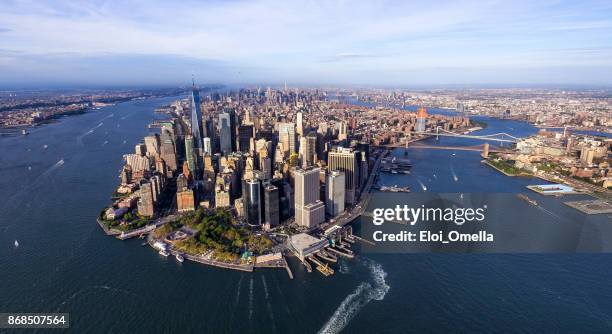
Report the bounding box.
[481,142,490,158]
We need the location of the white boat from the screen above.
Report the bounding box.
[176,254,184,263]
[14,240,19,248]
[159,249,170,257]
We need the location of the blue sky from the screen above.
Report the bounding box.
[1,0,611,87]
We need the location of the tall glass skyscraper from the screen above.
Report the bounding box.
[190,84,203,149]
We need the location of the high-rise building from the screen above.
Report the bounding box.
[295,168,324,228]
[243,179,262,226]
[296,111,304,137]
[177,188,195,212]
[338,121,348,141]
[238,124,254,153]
[278,122,296,155]
[326,170,345,217]
[299,134,317,167]
[202,137,212,156]
[415,106,428,132]
[137,180,155,217]
[456,102,465,113]
[327,147,359,205]
[263,184,280,228]
[219,109,237,155]
[190,83,203,149]
[135,143,146,156]
[184,135,197,175]
[160,127,177,176]
[144,134,160,158]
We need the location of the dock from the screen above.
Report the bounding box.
[308,256,334,276]
[327,246,354,259]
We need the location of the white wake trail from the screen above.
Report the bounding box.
[318,258,390,334]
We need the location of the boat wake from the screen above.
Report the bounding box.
[318,258,390,334]
[41,159,65,177]
[77,122,104,145]
[450,164,459,182]
[338,259,350,274]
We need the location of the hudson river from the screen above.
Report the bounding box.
[1,96,612,333]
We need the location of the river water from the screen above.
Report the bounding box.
[1,96,612,333]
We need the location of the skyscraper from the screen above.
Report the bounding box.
[278,122,296,155]
[416,106,428,132]
[295,168,324,228]
[299,134,317,167]
[327,147,359,205]
[238,124,254,153]
[190,83,203,149]
[263,184,280,228]
[202,137,212,156]
[137,179,154,217]
[296,111,304,137]
[326,170,345,217]
[219,109,237,155]
[160,127,177,175]
[243,179,262,226]
[338,121,348,141]
[144,134,160,158]
[184,135,197,175]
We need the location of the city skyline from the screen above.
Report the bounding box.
[1,0,612,87]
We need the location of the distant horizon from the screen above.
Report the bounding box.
[1,0,612,87]
[1,82,612,92]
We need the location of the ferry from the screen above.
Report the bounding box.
[175,254,185,263]
[159,249,170,257]
[379,185,411,193]
[517,194,538,206]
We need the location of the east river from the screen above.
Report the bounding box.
[1,96,612,333]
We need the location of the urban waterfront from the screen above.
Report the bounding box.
[1,96,612,333]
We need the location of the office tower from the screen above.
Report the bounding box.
[184,135,197,175]
[416,106,427,132]
[278,122,296,155]
[326,170,345,217]
[137,180,154,217]
[155,157,167,178]
[190,83,203,149]
[299,134,317,167]
[144,135,160,158]
[177,188,195,212]
[296,111,304,137]
[263,184,280,227]
[202,137,212,156]
[302,201,325,229]
[327,147,359,205]
[219,109,237,155]
[120,165,132,185]
[457,102,465,113]
[203,117,217,154]
[260,156,272,180]
[160,128,177,175]
[238,124,254,153]
[243,179,262,226]
[124,154,151,173]
[295,168,324,228]
[338,121,348,141]
[135,143,146,156]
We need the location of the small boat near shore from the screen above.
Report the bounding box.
[159,249,170,257]
[517,193,538,206]
[176,254,185,263]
